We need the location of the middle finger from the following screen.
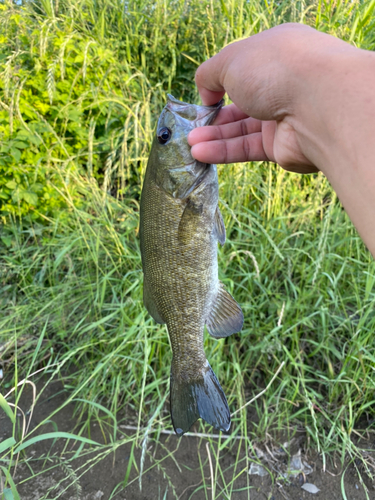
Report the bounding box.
[188,116,262,145]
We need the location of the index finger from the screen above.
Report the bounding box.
[212,103,251,126]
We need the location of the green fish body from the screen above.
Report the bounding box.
[140,95,243,435]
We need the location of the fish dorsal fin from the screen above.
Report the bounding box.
[213,206,226,246]
[206,282,243,338]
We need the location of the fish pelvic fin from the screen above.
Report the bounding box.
[170,360,231,436]
[206,282,244,338]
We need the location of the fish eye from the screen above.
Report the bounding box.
[157,127,172,145]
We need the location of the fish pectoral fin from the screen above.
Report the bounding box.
[170,360,230,436]
[206,281,243,338]
[143,277,166,324]
[178,198,203,245]
[213,206,226,246]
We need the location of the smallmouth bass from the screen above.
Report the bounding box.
[140,94,243,436]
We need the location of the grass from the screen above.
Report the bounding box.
[2,0,375,498]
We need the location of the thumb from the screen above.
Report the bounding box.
[195,53,228,106]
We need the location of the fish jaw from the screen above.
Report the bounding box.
[166,94,223,128]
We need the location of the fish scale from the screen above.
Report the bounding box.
[140,94,244,435]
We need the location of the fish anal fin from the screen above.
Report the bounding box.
[178,198,203,245]
[213,206,226,246]
[143,277,165,324]
[170,360,230,436]
[206,282,243,338]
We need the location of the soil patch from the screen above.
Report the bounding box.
[1,381,375,499]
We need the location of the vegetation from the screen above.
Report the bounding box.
[1,0,375,498]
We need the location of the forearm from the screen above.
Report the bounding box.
[293,46,375,254]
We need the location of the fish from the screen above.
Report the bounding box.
[140,94,243,436]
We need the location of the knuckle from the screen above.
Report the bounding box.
[240,120,247,137]
[216,126,224,141]
[242,137,251,160]
[219,139,228,164]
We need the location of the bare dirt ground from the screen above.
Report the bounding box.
[1,380,375,500]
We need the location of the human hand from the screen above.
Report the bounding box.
[188,23,357,174]
[188,23,375,255]
[189,101,318,174]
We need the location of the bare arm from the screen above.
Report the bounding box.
[188,24,375,255]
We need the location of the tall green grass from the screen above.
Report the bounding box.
[2,0,375,498]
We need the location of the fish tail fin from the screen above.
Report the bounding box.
[170,360,231,436]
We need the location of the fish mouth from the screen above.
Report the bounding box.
[166,94,224,127]
[199,98,224,126]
